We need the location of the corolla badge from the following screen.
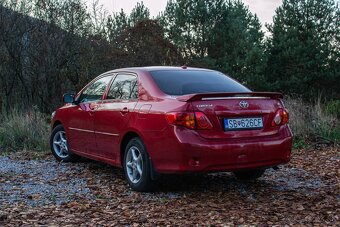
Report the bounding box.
[196,104,213,108]
[239,100,249,108]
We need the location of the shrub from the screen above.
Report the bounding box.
[0,108,49,152]
[325,100,340,118]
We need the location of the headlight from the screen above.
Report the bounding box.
[51,111,56,118]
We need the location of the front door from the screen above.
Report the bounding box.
[67,75,113,154]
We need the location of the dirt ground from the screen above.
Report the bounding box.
[0,146,339,226]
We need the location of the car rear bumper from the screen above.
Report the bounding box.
[146,125,293,173]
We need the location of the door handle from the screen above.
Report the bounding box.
[121,107,129,114]
[89,103,99,111]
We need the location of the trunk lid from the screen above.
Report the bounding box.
[177,92,284,139]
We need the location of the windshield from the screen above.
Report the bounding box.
[150,70,250,96]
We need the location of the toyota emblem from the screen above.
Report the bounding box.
[239,100,249,108]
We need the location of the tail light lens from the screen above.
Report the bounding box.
[166,112,196,129]
[272,109,289,126]
[194,112,213,129]
[165,112,213,130]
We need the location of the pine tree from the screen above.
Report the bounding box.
[161,0,266,89]
[208,0,266,88]
[160,0,224,60]
[266,0,339,98]
[129,2,150,26]
[106,2,151,47]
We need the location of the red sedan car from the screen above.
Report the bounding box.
[50,66,292,191]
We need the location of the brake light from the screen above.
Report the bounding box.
[195,112,213,129]
[166,112,196,129]
[272,109,289,126]
[165,112,213,130]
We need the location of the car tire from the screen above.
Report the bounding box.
[234,169,265,181]
[50,125,80,162]
[123,137,155,192]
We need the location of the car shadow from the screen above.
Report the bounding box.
[72,158,326,198]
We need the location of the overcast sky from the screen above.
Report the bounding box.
[91,0,283,29]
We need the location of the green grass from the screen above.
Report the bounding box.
[325,100,340,118]
[293,137,307,149]
[320,127,340,144]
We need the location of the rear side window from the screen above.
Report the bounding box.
[150,70,250,95]
[79,76,113,103]
[107,74,138,100]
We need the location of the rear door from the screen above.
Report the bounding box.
[94,73,138,161]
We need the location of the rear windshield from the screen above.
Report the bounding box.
[150,70,250,95]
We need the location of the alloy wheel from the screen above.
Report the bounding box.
[52,131,69,159]
[125,146,143,184]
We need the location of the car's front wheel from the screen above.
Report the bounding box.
[50,125,80,162]
[233,169,265,181]
[124,137,154,191]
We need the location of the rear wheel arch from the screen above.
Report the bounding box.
[120,131,159,181]
[120,131,140,166]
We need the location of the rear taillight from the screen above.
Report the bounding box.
[166,112,196,129]
[165,112,213,130]
[271,109,289,126]
[194,112,213,129]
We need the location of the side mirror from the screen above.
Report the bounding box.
[63,93,75,104]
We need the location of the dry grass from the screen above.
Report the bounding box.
[0,108,49,152]
[285,96,340,146]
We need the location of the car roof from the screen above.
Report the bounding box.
[107,66,215,74]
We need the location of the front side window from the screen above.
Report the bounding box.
[107,74,138,100]
[79,76,113,103]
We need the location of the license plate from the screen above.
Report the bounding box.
[224,117,263,130]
